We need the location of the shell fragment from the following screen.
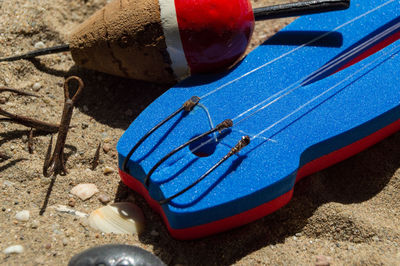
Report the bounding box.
[88,202,145,235]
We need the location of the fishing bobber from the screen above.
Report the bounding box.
[69,0,254,83]
[0,0,350,83]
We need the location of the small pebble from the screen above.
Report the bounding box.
[3,180,14,187]
[98,193,111,204]
[101,132,109,139]
[150,230,159,236]
[45,243,51,250]
[32,82,41,91]
[102,143,111,153]
[15,210,30,222]
[3,245,24,254]
[315,255,331,266]
[34,41,46,49]
[62,238,68,246]
[103,166,115,175]
[0,97,6,104]
[21,135,28,143]
[31,220,39,229]
[71,184,99,201]
[68,197,76,207]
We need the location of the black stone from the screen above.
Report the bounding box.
[68,244,165,266]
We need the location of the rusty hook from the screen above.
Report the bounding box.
[43,76,84,177]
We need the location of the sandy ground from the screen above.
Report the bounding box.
[0,0,399,265]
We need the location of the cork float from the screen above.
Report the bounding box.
[0,0,350,83]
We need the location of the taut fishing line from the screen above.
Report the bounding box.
[188,40,400,156]
[186,0,398,155]
[234,19,400,127]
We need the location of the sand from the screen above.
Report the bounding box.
[0,0,399,265]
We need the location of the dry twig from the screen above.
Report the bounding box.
[0,87,60,132]
[91,141,102,170]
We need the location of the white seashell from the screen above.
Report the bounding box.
[103,166,115,175]
[54,205,88,218]
[71,184,99,201]
[3,245,24,254]
[88,202,145,235]
[15,210,30,222]
[34,41,46,49]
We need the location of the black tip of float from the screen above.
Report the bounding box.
[254,0,350,21]
[0,44,70,62]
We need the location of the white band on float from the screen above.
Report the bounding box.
[159,0,190,80]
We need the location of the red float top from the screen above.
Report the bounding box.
[174,0,255,73]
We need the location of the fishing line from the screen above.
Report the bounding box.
[154,44,400,207]
[197,103,218,141]
[232,19,400,126]
[302,19,400,85]
[231,1,398,119]
[198,0,395,101]
[252,41,400,140]
[185,0,399,157]
[188,40,400,156]
[159,41,400,206]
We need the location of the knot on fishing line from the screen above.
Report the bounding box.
[216,119,233,132]
[228,136,251,157]
[183,96,200,112]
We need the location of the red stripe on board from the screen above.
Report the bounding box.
[120,118,400,239]
[297,118,400,181]
[174,0,254,73]
[335,30,400,74]
[119,170,292,240]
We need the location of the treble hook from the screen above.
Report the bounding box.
[43,76,84,177]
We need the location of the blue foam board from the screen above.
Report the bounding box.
[117,0,400,231]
